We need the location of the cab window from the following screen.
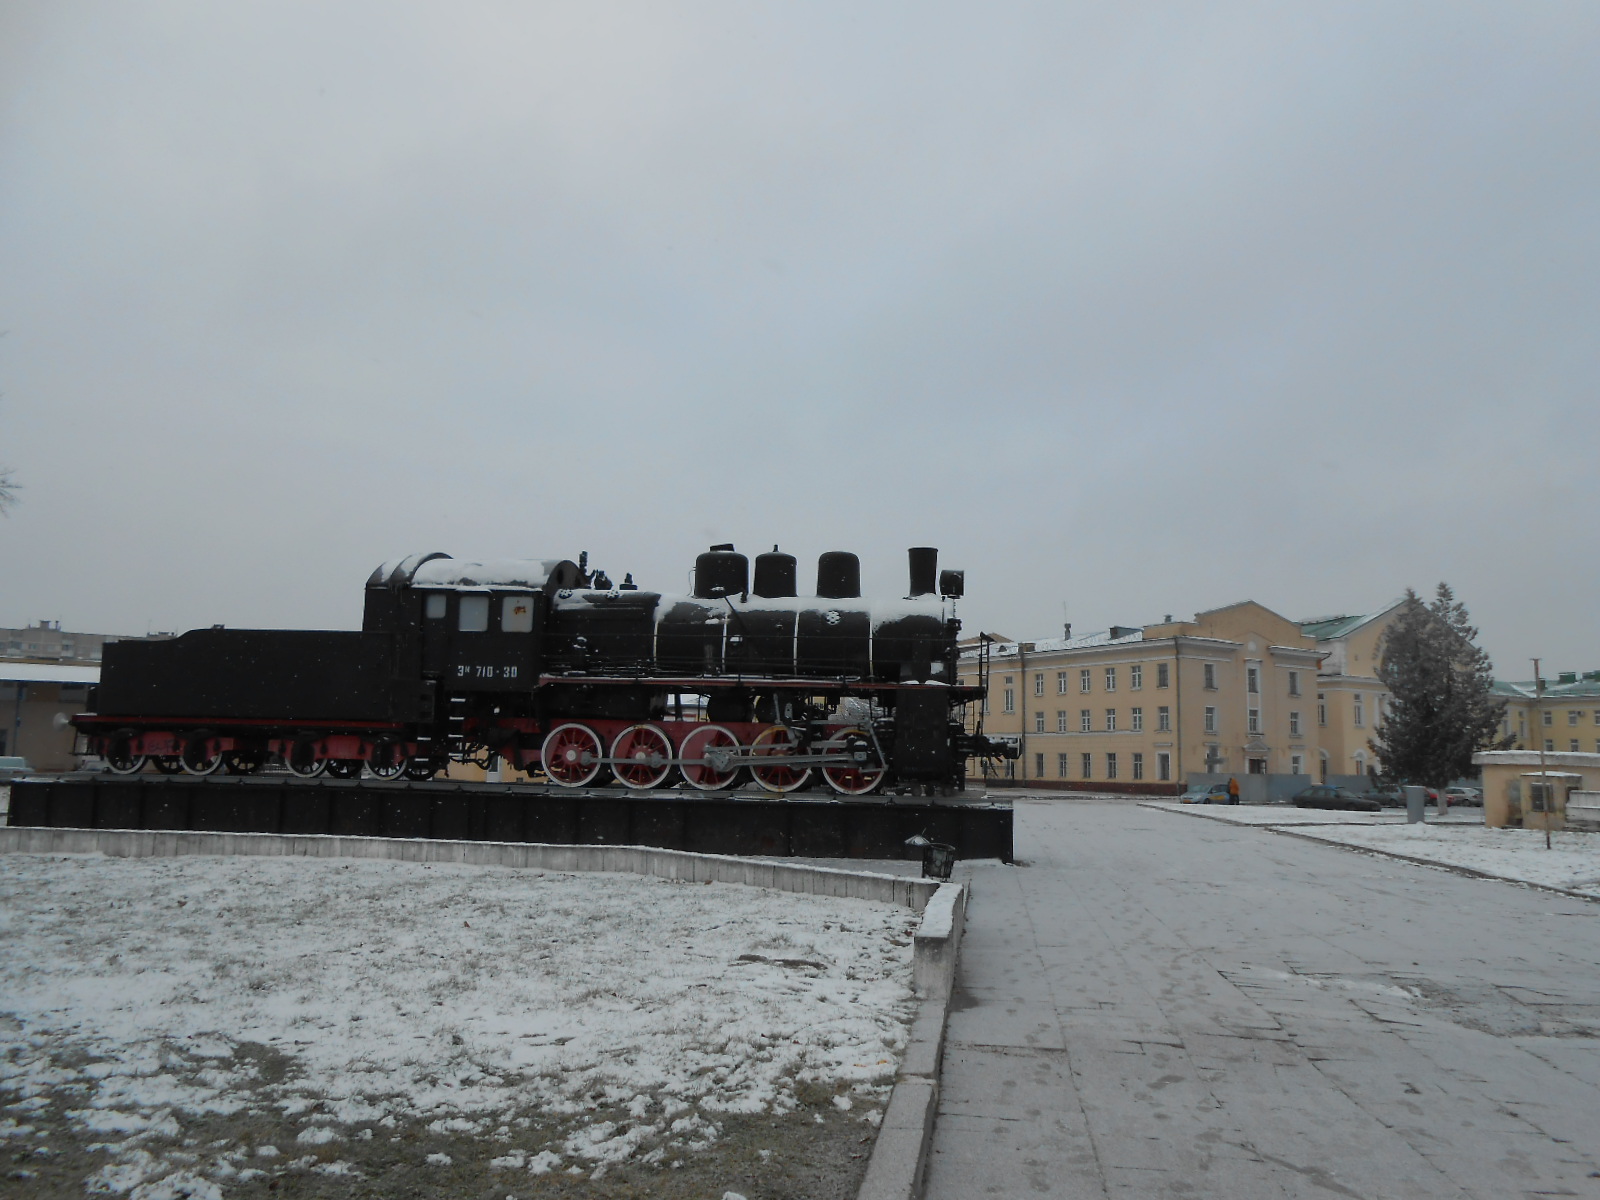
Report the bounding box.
[502,595,535,634]
[458,595,489,632]
[424,594,447,620]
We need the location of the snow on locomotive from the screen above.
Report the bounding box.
[75,545,1008,794]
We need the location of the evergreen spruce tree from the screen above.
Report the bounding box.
[1371,583,1508,788]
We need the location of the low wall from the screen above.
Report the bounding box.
[0,825,940,910]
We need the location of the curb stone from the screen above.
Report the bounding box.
[857,880,965,1200]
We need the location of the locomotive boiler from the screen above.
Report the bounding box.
[74,545,1012,794]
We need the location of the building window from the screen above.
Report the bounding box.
[1005,758,1016,779]
[1130,664,1143,690]
[1057,710,1068,733]
[1081,752,1092,779]
[1569,710,1581,726]
[1080,709,1092,732]
[1572,739,1581,753]
[1035,752,1044,777]
[1594,711,1600,725]
[1035,711,1046,733]
[1157,705,1170,732]
[1289,711,1301,736]
[1203,663,1216,690]
[1288,670,1300,697]
[1353,695,1365,728]
[1034,674,1045,697]
[1080,669,1092,693]
[1105,708,1117,732]
[1057,671,1068,694]
[1544,738,1555,752]
[1247,708,1260,734]
[1290,754,1303,775]
[1057,752,1069,778]
[1204,706,1217,733]
[982,696,990,715]
[1132,752,1144,780]
[1318,693,1327,726]
[1003,688,1015,713]
[1105,753,1118,779]
[1131,707,1143,732]
[1105,667,1117,692]
[1543,709,1553,726]
[1247,666,1259,694]
[1157,662,1170,689]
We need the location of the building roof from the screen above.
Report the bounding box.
[966,629,1147,660]
[1298,601,1405,642]
[0,662,101,685]
[1493,673,1600,701]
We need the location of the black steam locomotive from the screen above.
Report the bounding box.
[75,545,1010,794]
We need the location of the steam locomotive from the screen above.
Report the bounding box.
[74,545,1011,794]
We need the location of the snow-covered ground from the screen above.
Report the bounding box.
[1143,800,1482,826]
[1146,802,1600,897]
[1287,822,1600,897]
[0,853,917,1196]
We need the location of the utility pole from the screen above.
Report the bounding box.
[1534,658,1550,850]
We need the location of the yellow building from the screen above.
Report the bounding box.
[1474,748,1600,829]
[1297,603,1406,782]
[1492,671,1600,754]
[959,602,1324,793]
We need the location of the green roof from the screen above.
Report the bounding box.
[1494,674,1600,700]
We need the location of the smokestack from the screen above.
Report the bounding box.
[908,547,937,597]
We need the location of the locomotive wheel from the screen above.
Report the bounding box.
[105,732,146,776]
[284,740,327,779]
[180,737,224,776]
[541,723,604,788]
[367,738,406,780]
[821,729,886,796]
[402,758,439,781]
[150,756,184,775]
[679,724,745,791]
[325,759,363,779]
[223,749,265,776]
[611,724,673,791]
[749,725,812,793]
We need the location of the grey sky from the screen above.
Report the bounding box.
[2,2,1595,675]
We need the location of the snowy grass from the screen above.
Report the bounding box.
[0,853,918,1195]
[1142,800,1483,826]
[1285,822,1600,896]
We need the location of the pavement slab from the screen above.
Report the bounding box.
[923,800,1600,1200]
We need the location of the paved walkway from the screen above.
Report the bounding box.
[927,799,1600,1200]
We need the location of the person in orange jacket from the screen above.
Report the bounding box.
[1227,776,1240,805]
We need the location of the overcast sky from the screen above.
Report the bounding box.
[2,2,1595,677]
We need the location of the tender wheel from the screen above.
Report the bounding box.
[367,738,406,780]
[325,759,363,779]
[679,724,745,791]
[180,736,223,776]
[106,732,146,776]
[611,724,674,790]
[541,723,604,788]
[750,725,812,793]
[821,729,886,795]
[223,749,265,776]
[402,759,439,781]
[150,756,183,775]
[284,739,327,779]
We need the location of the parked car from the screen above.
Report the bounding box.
[1179,783,1235,805]
[1291,785,1381,812]
[1363,783,1407,807]
[1443,787,1481,806]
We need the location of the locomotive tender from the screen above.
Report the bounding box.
[75,545,1011,795]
